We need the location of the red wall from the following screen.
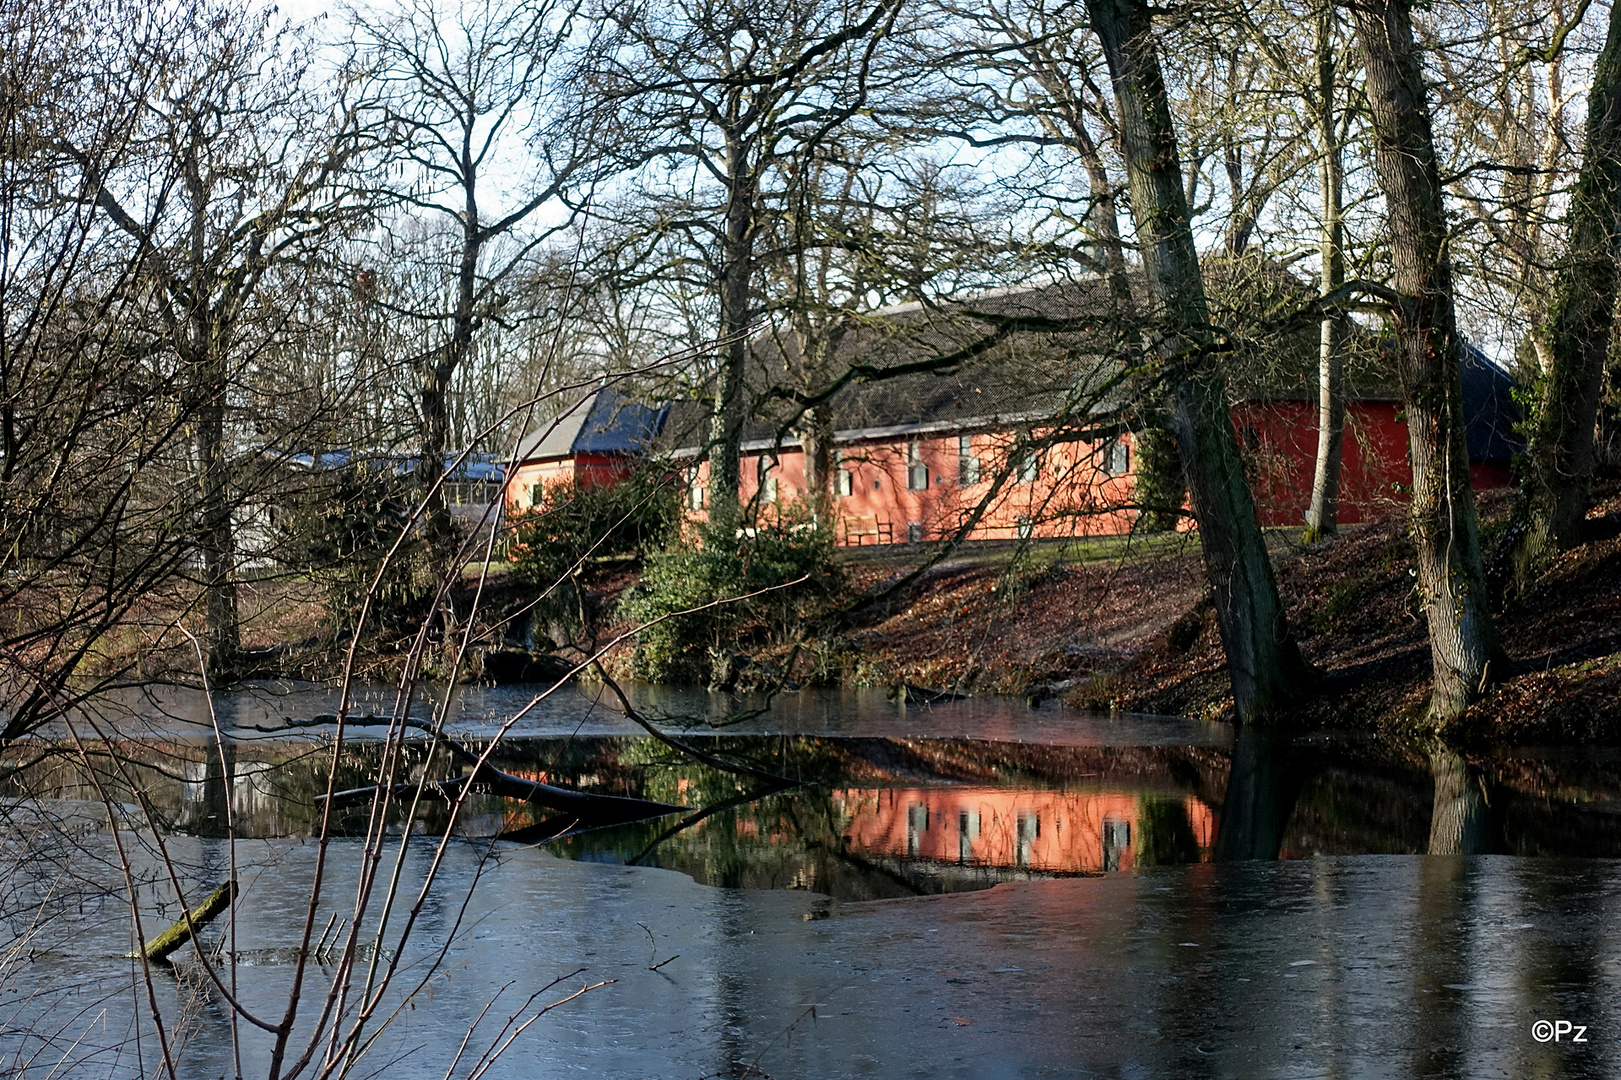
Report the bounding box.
[698,429,1138,543]
[1233,400,1514,527]
[505,453,634,510]
[507,406,1517,540]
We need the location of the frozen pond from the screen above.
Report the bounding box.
[4,687,1621,1078]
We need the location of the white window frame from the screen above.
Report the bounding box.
[906,441,928,491]
[958,434,980,486]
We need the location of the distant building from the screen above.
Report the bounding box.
[1232,344,1520,527]
[505,388,670,510]
[501,281,1523,542]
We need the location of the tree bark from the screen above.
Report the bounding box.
[1511,0,1621,586]
[708,128,757,526]
[187,172,239,681]
[1350,0,1496,722]
[1078,127,1184,533]
[1304,8,1347,544]
[197,374,240,681]
[1085,0,1307,722]
[417,174,482,584]
[797,402,835,519]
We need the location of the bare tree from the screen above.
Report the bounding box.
[0,0,201,740]
[1084,0,1309,722]
[68,3,375,679]
[1349,0,1498,722]
[1510,0,1621,585]
[348,0,594,579]
[582,0,904,522]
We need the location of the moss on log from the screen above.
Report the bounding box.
[130,880,236,963]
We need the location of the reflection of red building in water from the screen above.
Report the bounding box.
[833,788,1216,874]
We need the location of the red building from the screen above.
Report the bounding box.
[506,388,669,510]
[1232,345,1521,526]
[504,295,1522,541]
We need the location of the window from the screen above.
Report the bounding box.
[907,522,923,544]
[1102,818,1131,872]
[1102,438,1129,476]
[958,809,980,864]
[1016,515,1033,540]
[958,434,980,486]
[1016,450,1039,484]
[1016,812,1039,867]
[907,803,929,857]
[687,484,704,511]
[530,483,544,507]
[835,451,853,497]
[761,476,778,503]
[906,441,928,491]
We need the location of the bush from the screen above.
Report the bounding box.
[506,467,679,641]
[508,467,679,582]
[619,504,845,684]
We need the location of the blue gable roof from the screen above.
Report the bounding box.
[570,389,669,455]
[1460,345,1524,463]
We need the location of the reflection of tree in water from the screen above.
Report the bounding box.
[1134,795,1202,867]
[1215,726,1303,861]
[1427,747,1499,855]
[1409,853,1478,1076]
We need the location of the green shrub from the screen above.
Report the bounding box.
[506,467,679,641]
[620,504,845,684]
[508,467,678,585]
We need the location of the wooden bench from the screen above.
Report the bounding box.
[842,515,893,546]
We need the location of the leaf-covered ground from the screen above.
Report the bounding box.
[833,482,1621,743]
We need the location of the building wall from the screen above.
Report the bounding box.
[688,429,1138,544]
[1234,400,1515,528]
[509,405,1518,541]
[505,453,634,510]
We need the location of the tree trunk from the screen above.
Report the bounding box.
[1511,0,1621,586]
[1350,0,1496,722]
[418,206,480,583]
[709,133,756,526]
[1085,0,1307,722]
[197,359,240,681]
[1080,138,1185,533]
[797,402,835,521]
[1304,9,1347,544]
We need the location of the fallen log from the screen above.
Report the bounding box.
[279,713,687,823]
[130,880,235,963]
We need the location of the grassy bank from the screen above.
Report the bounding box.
[155,479,1621,747]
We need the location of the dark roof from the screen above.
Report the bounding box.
[1461,345,1524,462]
[660,279,1129,454]
[1203,254,1398,402]
[511,387,670,464]
[648,263,1522,465]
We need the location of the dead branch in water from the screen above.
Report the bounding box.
[130,880,236,964]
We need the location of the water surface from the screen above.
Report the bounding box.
[5,688,1621,1078]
